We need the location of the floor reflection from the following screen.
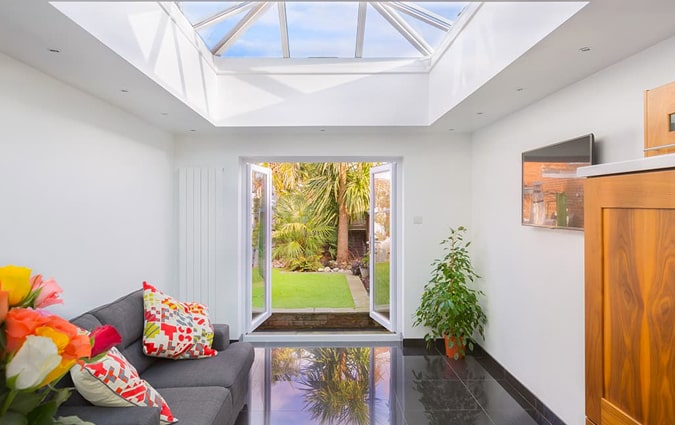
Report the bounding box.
[248,346,397,425]
[237,344,544,425]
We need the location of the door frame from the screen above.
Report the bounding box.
[245,163,273,333]
[239,156,403,342]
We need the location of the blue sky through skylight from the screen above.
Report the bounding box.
[286,2,358,58]
[179,1,469,59]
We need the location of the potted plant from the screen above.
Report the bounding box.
[413,226,487,359]
[359,252,369,279]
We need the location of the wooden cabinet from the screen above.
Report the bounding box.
[644,81,675,157]
[585,169,675,425]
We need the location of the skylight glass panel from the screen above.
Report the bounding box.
[398,12,447,50]
[286,2,358,58]
[196,12,241,52]
[179,1,471,60]
[222,5,282,57]
[363,4,422,58]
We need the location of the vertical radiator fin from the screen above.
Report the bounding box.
[178,168,225,322]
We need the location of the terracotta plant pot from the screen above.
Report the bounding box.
[444,335,466,359]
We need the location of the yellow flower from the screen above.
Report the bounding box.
[34,326,74,386]
[0,265,32,306]
[35,326,70,353]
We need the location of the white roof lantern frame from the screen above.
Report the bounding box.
[177,1,471,60]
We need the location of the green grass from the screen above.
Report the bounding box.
[252,268,355,309]
[252,267,264,309]
[374,261,390,306]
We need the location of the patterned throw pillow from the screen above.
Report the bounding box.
[70,347,177,424]
[142,282,217,359]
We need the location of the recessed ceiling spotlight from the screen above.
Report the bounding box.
[48,48,61,53]
[160,112,168,116]
[449,128,455,132]
[516,87,525,92]
[579,47,591,52]
[320,129,326,132]
[189,129,197,132]
[476,112,484,115]
[120,89,129,93]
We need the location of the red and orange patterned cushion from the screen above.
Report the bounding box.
[142,282,217,359]
[70,347,177,424]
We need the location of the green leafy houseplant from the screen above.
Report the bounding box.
[413,226,487,359]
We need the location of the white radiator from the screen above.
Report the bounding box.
[178,168,225,321]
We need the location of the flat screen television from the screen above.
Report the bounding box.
[522,133,594,230]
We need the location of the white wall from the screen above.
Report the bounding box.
[471,35,675,425]
[175,130,472,337]
[0,52,176,319]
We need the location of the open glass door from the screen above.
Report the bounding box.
[247,164,272,332]
[369,163,396,332]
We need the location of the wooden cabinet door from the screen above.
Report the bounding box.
[585,170,675,425]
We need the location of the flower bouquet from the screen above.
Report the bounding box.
[0,265,121,425]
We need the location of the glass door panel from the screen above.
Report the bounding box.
[248,164,272,332]
[370,163,396,331]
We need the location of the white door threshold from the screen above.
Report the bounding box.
[243,331,402,344]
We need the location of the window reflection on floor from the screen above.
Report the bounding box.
[248,346,398,425]
[238,344,544,425]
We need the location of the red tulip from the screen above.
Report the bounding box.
[89,325,122,357]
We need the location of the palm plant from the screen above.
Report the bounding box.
[264,162,305,194]
[272,192,334,268]
[299,347,373,425]
[271,347,305,383]
[304,162,372,267]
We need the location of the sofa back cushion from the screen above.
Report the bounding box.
[87,290,155,373]
[90,290,144,346]
[70,313,104,332]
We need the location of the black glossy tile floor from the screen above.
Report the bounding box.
[234,343,551,425]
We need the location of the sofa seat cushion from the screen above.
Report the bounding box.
[142,341,254,412]
[159,387,233,425]
[57,406,160,425]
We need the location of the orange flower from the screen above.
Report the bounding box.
[40,314,92,361]
[5,308,49,353]
[5,308,92,360]
[5,308,93,389]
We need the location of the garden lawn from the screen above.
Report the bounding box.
[252,268,355,309]
[374,261,390,306]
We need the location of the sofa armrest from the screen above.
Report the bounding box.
[57,406,160,425]
[212,324,230,351]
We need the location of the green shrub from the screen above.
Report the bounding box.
[287,256,322,272]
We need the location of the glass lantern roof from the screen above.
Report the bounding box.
[177,1,470,59]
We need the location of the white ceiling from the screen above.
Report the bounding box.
[1,0,675,136]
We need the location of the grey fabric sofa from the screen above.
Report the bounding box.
[57,290,255,425]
